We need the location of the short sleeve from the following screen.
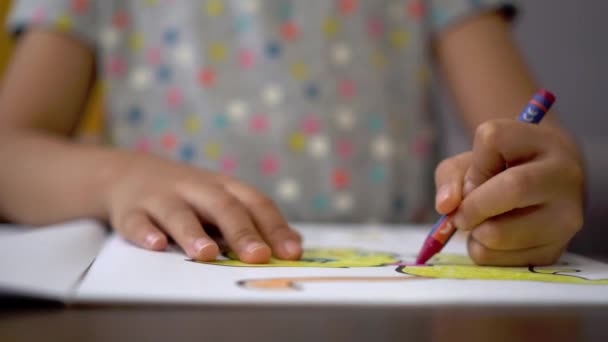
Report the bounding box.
[6,0,99,48]
[428,0,517,33]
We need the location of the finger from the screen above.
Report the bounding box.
[201,224,229,252]
[434,152,471,214]
[467,234,565,266]
[223,181,302,260]
[145,199,219,261]
[453,160,556,231]
[115,209,168,251]
[464,120,549,195]
[470,205,581,251]
[179,183,271,264]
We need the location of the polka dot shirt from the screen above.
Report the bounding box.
[7,0,515,223]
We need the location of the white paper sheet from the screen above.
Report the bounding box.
[0,220,107,300]
[0,225,26,237]
[76,224,608,306]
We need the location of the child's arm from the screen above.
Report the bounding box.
[0,29,302,263]
[431,12,585,265]
[434,12,571,136]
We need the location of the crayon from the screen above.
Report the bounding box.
[415,89,556,265]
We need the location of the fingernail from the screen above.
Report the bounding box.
[436,185,451,205]
[145,233,162,248]
[463,180,476,196]
[194,238,213,254]
[452,212,467,231]
[246,242,267,254]
[283,240,302,256]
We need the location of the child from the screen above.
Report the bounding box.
[0,0,585,266]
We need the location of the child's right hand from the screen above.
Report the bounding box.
[104,153,303,263]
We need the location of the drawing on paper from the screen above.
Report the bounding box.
[193,248,608,290]
[237,275,426,290]
[195,248,403,268]
[397,253,608,284]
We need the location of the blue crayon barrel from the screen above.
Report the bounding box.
[518,89,556,124]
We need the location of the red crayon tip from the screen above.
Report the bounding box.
[415,238,443,265]
[538,89,555,103]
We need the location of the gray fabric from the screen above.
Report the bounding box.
[7,0,514,223]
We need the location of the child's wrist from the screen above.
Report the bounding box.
[92,148,141,223]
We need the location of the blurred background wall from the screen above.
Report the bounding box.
[512,1,608,255]
[0,1,606,255]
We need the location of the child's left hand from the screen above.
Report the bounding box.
[434,119,585,266]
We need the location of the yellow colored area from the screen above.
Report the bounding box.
[201,247,608,285]
[0,1,104,140]
[0,1,14,75]
[78,83,105,138]
[203,248,400,268]
[400,253,608,285]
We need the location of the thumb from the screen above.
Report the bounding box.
[434,152,471,214]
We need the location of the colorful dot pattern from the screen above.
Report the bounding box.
[7,0,514,223]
